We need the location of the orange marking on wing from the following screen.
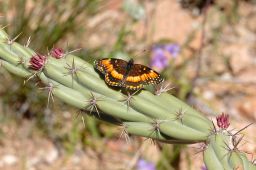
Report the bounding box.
[126,76,132,82]
[126,76,141,82]
[127,77,131,82]
[134,76,141,82]
[101,59,110,65]
[149,71,158,78]
[136,76,142,82]
[131,77,135,82]
[144,74,149,80]
[142,74,148,81]
[100,59,113,73]
[125,84,143,90]
[106,64,113,72]
[111,70,123,80]
[140,75,145,81]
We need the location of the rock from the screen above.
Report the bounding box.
[45,147,59,164]
[225,43,252,74]
[236,68,256,83]
[0,154,17,166]
[237,96,256,120]
[202,90,215,100]
[152,0,202,47]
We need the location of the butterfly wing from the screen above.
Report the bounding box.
[95,58,127,87]
[124,64,164,90]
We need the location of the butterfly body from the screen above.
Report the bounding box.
[94,58,163,90]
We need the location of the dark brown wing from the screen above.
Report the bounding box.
[94,58,127,87]
[124,64,164,90]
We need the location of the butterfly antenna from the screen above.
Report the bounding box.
[133,48,150,59]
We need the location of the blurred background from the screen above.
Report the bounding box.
[0,0,256,169]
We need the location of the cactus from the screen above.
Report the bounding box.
[0,28,255,170]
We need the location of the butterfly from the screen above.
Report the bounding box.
[94,58,164,90]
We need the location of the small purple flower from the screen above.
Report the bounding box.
[201,165,207,170]
[137,159,156,170]
[150,43,180,72]
[150,47,168,70]
[165,44,180,57]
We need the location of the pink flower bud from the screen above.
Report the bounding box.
[29,54,46,70]
[50,48,64,59]
[216,113,230,129]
